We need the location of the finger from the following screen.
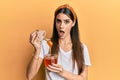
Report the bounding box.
[48,65,63,72]
[31,30,38,36]
[30,30,45,44]
[47,65,61,73]
[51,64,63,72]
[32,32,39,44]
[30,29,39,39]
[51,63,61,68]
[30,34,36,44]
[30,32,38,44]
[37,30,46,40]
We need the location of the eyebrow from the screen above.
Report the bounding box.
[64,19,70,21]
[56,18,70,21]
[56,18,61,21]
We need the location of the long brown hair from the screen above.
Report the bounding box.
[51,4,84,74]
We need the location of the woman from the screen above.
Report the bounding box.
[27,4,91,80]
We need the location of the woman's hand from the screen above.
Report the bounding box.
[47,63,64,75]
[47,63,88,80]
[29,30,45,51]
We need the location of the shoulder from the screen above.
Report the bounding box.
[81,43,91,66]
[81,43,88,51]
[81,43,90,58]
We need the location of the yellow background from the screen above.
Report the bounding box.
[0,0,120,80]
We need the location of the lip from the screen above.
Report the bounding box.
[59,30,65,33]
[58,30,65,37]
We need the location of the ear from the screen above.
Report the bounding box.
[72,21,75,27]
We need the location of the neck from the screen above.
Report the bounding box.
[59,35,72,52]
[59,35,72,45]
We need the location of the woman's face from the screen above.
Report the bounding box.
[55,13,75,39]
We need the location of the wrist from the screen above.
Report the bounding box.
[61,70,73,80]
[59,69,68,78]
[35,49,40,53]
[34,45,41,52]
[32,53,39,60]
[32,49,40,59]
[33,55,39,60]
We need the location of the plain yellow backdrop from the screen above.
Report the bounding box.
[0,0,120,80]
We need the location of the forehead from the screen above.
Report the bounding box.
[56,13,71,20]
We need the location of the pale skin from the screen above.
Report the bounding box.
[27,13,88,80]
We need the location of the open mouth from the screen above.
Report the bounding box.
[59,30,65,37]
[60,30,65,33]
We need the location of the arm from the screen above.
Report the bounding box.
[61,65,88,80]
[47,64,88,80]
[26,50,43,80]
[26,30,44,80]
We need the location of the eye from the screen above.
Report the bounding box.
[64,20,70,24]
[56,19,61,23]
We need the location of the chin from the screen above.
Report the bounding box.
[59,36,65,39]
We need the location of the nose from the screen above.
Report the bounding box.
[60,22,64,29]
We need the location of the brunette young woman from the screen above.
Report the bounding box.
[27,4,91,80]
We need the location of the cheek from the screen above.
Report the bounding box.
[55,24,59,32]
[66,24,72,30]
[65,26,72,34]
[55,23,60,29]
